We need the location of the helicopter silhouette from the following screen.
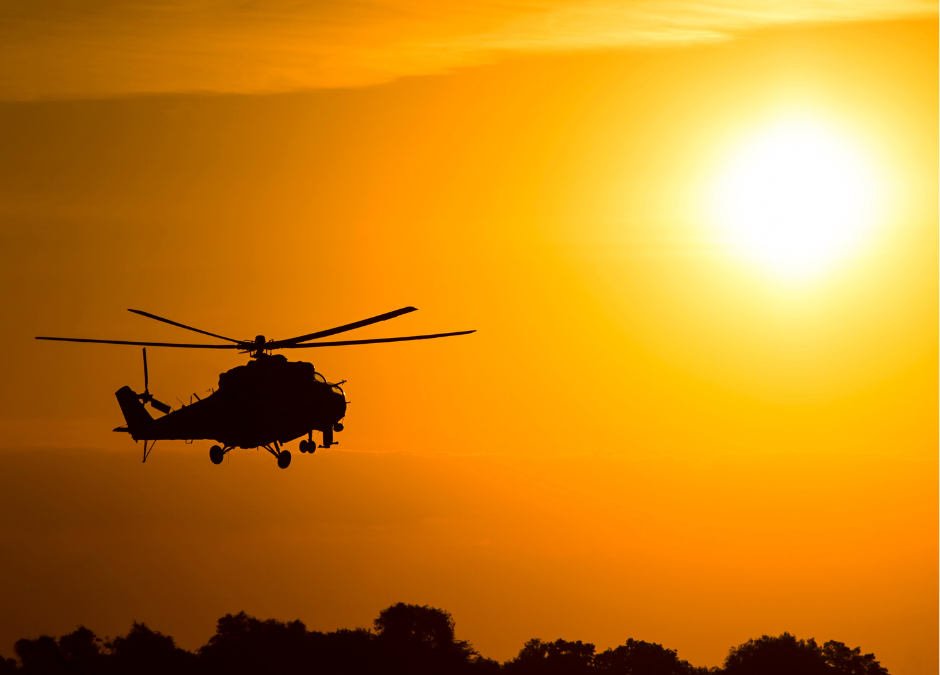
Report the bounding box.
[36,307,474,468]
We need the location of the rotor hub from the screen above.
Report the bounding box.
[248,335,267,358]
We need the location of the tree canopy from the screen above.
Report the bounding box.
[0,606,890,675]
[722,633,888,675]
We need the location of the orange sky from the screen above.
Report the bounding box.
[0,1,934,98]
[0,8,936,675]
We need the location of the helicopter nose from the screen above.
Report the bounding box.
[330,385,347,417]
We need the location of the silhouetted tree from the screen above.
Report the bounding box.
[723,633,830,675]
[594,638,708,675]
[309,627,381,675]
[504,638,596,675]
[821,640,889,675]
[374,603,478,675]
[199,612,310,675]
[1,606,894,675]
[470,654,502,675]
[56,627,104,675]
[106,622,197,675]
[14,635,66,675]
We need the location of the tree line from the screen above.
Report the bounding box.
[1,602,889,675]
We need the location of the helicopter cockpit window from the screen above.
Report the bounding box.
[314,372,327,383]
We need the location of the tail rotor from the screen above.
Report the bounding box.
[139,348,171,414]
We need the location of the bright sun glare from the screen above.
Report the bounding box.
[713,119,879,278]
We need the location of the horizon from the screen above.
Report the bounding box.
[2,600,894,674]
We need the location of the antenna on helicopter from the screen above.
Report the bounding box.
[138,348,171,414]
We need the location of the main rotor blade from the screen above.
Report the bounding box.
[142,348,149,391]
[128,309,241,343]
[270,307,418,348]
[284,330,475,348]
[36,337,238,349]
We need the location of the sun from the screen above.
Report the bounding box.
[712,119,879,278]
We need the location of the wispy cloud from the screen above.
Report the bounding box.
[0,0,934,99]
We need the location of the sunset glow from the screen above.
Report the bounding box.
[0,7,935,675]
[712,120,880,277]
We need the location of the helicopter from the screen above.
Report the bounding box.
[36,307,474,468]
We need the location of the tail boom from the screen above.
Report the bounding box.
[115,386,154,440]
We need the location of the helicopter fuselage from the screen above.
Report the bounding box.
[116,353,346,450]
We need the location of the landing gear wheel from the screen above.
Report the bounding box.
[277,450,292,469]
[299,440,309,453]
[209,445,224,465]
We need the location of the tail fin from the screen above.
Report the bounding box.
[115,386,154,439]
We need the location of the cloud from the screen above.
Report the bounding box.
[0,0,934,99]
